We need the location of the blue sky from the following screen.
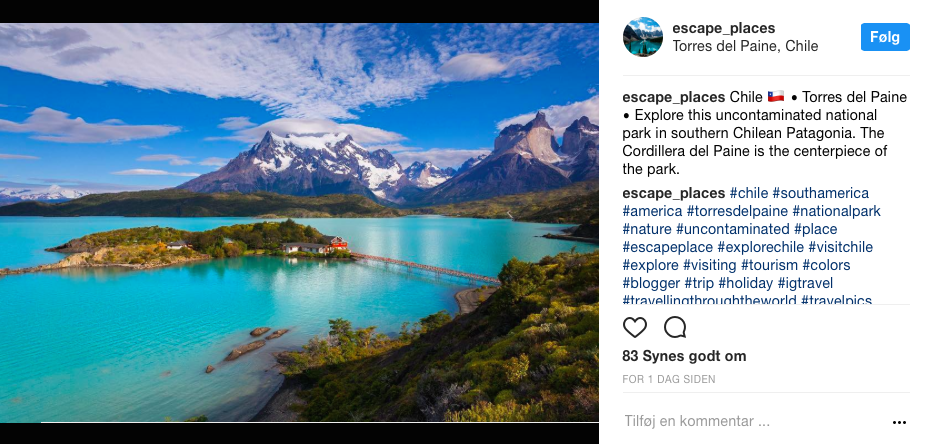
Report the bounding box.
[627,18,662,36]
[0,23,598,192]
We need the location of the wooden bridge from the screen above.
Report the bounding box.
[351,252,501,285]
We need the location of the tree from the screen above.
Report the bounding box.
[222,241,244,258]
[358,326,377,348]
[419,311,452,333]
[498,258,546,298]
[329,318,353,340]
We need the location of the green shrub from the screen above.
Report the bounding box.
[493,390,514,404]
[503,354,530,385]
[445,401,544,422]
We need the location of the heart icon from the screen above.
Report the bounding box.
[624,317,647,338]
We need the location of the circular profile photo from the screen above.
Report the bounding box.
[624,17,662,57]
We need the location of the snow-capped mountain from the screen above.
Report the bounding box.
[404,161,454,188]
[455,154,488,176]
[0,185,90,205]
[177,114,598,206]
[178,131,420,203]
[627,26,661,40]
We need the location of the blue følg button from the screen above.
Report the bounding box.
[861,23,910,51]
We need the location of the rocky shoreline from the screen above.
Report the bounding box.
[0,249,209,277]
[251,360,304,422]
[453,287,496,314]
[0,249,354,278]
[542,233,599,244]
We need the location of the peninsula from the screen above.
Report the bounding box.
[0,220,349,276]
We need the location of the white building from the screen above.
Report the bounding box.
[281,242,330,254]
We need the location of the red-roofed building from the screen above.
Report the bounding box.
[323,236,348,251]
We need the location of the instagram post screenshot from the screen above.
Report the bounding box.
[0,6,925,433]
[604,0,926,441]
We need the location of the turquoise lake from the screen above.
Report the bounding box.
[0,216,596,422]
[625,40,661,55]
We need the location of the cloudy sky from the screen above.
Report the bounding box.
[0,23,598,193]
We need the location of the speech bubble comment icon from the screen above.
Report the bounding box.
[664,316,686,338]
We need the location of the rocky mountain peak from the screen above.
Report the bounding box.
[180,130,416,202]
[404,160,454,189]
[259,130,275,145]
[525,111,552,130]
[492,112,561,164]
[561,116,599,157]
[175,113,597,207]
[568,116,595,130]
[456,154,489,175]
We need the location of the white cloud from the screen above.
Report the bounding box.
[54,46,118,66]
[0,24,597,119]
[388,147,491,169]
[111,169,199,177]
[439,52,544,82]
[0,26,91,51]
[199,157,229,167]
[209,117,405,145]
[369,143,420,153]
[497,95,599,137]
[137,154,192,165]
[18,177,162,193]
[0,24,439,119]
[433,23,597,76]
[0,153,39,159]
[218,116,256,130]
[0,107,181,143]
[439,53,506,81]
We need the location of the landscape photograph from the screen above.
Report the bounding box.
[623,17,662,57]
[0,23,598,423]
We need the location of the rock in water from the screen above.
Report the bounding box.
[225,341,266,361]
[250,327,271,337]
[266,329,289,340]
[206,365,215,374]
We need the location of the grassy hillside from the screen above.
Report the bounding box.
[47,219,347,259]
[418,181,598,224]
[274,250,599,422]
[48,226,190,252]
[0,189,402,218]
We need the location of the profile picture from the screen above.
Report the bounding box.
[624,17,663,57]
